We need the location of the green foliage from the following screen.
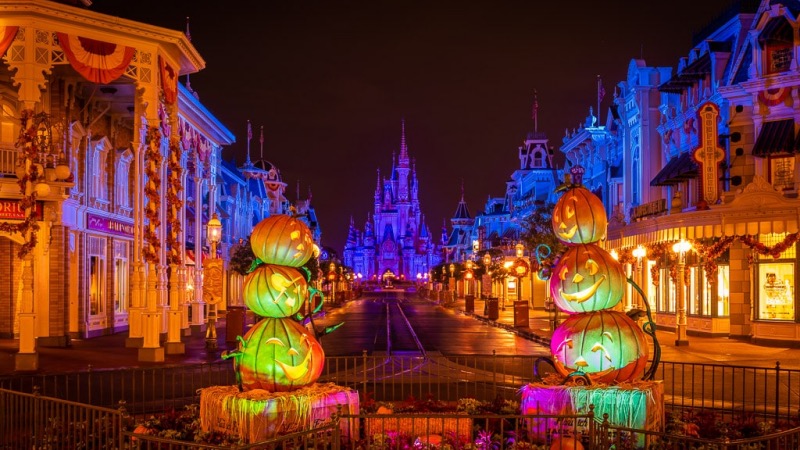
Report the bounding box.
[229,238,255,275]
[519,203,567,275]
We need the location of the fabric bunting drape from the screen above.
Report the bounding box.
[56,32,134,84]
[0,26,18,59]
[159,56,178,104]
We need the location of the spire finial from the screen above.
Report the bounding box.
[532,89,539,133]
[296,179,300,200]
[246,120,252,165]
[400,118,408,160]
[259,125,265,160]
[461,178,465,201]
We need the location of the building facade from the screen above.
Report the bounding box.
[343,120,439,283]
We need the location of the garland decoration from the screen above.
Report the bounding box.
[143,126,163,264]
[0,110,42,258]
[166,137,183,265]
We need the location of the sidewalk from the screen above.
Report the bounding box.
[431,293,800,370]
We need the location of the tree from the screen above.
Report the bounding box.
[519,203,567,279]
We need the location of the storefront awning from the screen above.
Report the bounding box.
[650,152,698,186]
[752,119,795,157]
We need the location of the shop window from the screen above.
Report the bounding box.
[716,266,730,316]
[89,236,107,317]
[756,233,796,321]
[114,241,129,314]
[770,156,795,191]
[688,266,701,315]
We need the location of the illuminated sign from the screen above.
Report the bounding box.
[630,199,667,221]
[0,199,43,220]
[87,212,134,237]
[693,103,725,205]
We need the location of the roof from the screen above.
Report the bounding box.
[659,53,711,94]
[752,119,795,157]
[453,199,471,220]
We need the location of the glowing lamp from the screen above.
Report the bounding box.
[207,213,222,245]
[610,249,619,261]
[483,253,491,266]
[516,243,525,258]
[632,245,646,260]
[672,239,691,257]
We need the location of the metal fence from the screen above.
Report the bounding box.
[2,355,799,422]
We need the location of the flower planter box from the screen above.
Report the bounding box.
[364,414,473,439]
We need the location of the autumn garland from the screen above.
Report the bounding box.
[0,110,41,258]
[165,138,183,265]
[143,127,163,264]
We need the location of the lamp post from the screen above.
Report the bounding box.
[465,259,473,295]
[328,262,336,304]
[515,243,525,303]
[672,239,691,346]
[448,263,455,301]
[632,245,647,309]
[204,213,222,351]
[483,252,491,299]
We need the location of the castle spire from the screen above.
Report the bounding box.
[532,89,539,133]
[259,125,265,160]
[400,118,408,162]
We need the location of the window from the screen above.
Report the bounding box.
[755,233,796,321]
[1,103,15,145]
[716,266,730,316]
[89,237,107,316]
[115,149,133,210]
[760,18,793,75]
[532,150,543,168]
[632,147,640,205]
[770,156,795,191]
[91,138,110,202]
[114,241,129,314]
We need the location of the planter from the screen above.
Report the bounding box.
[364,413,473,439]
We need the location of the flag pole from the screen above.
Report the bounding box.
[597,75,601,127]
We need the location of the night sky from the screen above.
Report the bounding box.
[92,0,735,253]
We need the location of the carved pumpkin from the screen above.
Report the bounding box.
[250,215,315,267]
[550,244,625,314]
[551,310,648,384]
[238,317,325,392]
[243,264,308,318]
[552,186,607,245]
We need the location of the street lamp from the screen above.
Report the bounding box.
[204,213,223,351]
[448,263,455,299]
[329,262,337,303]
[672,239,692,346]
[465,259,474,295]
[483,253,491,299]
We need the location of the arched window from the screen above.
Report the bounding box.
[532,150,543,168]
[90,137,111,204]
[115,149,133,213]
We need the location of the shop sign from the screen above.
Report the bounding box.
[693,102,725,205]
[0,199,43,220]
[630,199,667,221]
[87,212,134,237]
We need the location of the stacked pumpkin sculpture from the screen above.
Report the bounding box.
[233,215,324,392]
[549,171,649,384]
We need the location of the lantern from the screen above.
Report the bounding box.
[242,264,308,318]
[551,310,648,384]
[250,215,315,267]
[550,244,625,314]
[237,318,325,392]
[552,186,608,245]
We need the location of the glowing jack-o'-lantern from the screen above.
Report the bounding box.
[243,264,308,318]
[250,215,315,267]
[237,317,325,392]
[551,310,648,384]
[550,244,625,314]
[552,186,608,245]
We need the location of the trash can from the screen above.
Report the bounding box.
[465,295,475,313]
[485,297,499,320]
[513,301,529,328]
[226,306,246,343]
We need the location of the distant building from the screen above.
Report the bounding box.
[343,120,440,283]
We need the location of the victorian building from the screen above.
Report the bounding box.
[0,0,322,370]
[343,120,439,283]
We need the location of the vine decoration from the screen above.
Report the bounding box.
[0,110,42,258]
[626,232,799,286]
[165,137,183,265]
[143,126,163,264]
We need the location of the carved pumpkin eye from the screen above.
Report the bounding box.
[585,259,599,276]
[572,273,584,283]
[565,205,575,219]
[558,265,569,281]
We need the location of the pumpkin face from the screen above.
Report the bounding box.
[550,244,625,314]
[550,310,648,384]
[552,186,608,245]
[243,264,308,318]
[238,318,325,392]
[250,215,315,267]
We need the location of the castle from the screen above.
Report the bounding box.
[343,120,441,283]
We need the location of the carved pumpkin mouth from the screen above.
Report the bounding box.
[275,347,313,380]
[559,275,606,303]
[557,223,578,240]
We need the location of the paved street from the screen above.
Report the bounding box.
[1,291,800,375]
